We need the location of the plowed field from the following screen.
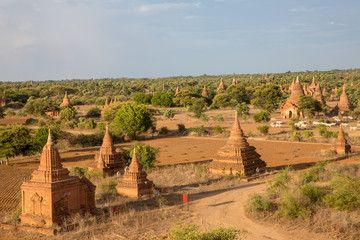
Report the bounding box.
[0,166,36,214]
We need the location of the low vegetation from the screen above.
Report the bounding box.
[246,162,360,239]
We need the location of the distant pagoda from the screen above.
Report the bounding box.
[20,130,95,227]
[175,86,180,95]
[280,76,304,118]
[59,91,71,107]
[89,126,125,176]
[216,78,226,92]
[202,85,209,98]
[232,76,236,85]
[313,84,326,105]
[1,91,6,107]
[116,149,154,198]
[335,84,353,115]
[335,125,351,154]
[208,112,266,176]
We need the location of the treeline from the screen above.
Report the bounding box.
[0,69,359,107]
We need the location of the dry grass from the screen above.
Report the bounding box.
[57,206,190,240]
[148,163,221,189]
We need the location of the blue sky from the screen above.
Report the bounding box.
[0,0,359,81]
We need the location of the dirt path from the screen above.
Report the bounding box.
[191,182,334,240]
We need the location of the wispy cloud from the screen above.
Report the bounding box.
[137,2,200,14]
[290,7,314,13]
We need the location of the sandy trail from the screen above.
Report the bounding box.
[191,182,334,240]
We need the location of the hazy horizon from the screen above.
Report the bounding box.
[1,0,359,82]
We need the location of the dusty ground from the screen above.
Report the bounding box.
[191,181,335,240]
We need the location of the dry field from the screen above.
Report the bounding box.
[0,165,36,214]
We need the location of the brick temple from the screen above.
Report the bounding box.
[280,76,305,118]
[335,85,353,115]
[1,91,6,107]
[335,125,351,154]
[20,130,95,227]
[59,91,71,107]
[116,149,153,198]
[88,126,124,176]
[208,112,266,176]
[202,85,209,98]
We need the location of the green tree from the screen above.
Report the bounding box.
[253,111,271,122]
[132,92,152,104]
[34,125,61,147]
[226,85,249,104]
[129,143,159,170]
[101,102,125,121]
[113,104,155,139]
[23,98,55,116]
[252,84,284,112]
[0,125,39,165]
[188,98,207,118]
[151,92,163,106]
[59,106,77,121]
[160,93,174,107]
[211,93,233,108]
[173,90,194,107]
[298,96,323,117]
[86,107,101,118]
[236,102,250,117]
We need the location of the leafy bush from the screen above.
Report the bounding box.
[303,130,313,138]
[59,106,76,121]
[189,125,208,136]
[253,111,270,122]
[236,102,250,117]
[70,167,86,177]
[86,107,101,118]
[213,125,223,134]
[212,114,224,121]
[132,92,152,104]
[177,124,186,133]
[326,174,360,211]
[13,207,22,219]
[159,126,169,135]
[16,109,26,117]
[70,133,103,147]
[84,169,103,179]
[267,167,292,198]
[188,98,207,118]
[257,125,269,135]
[291,131,302,141]
[199,114,208,121]
[300,183,326,203]
[25,118,39,125]
[129,143,159,170]
[5,109,16,116]
[99,177,118,196]
[299,161,328,184]
[277,193,309,219]
[79,118,97,129]
[247,194,274,212]
[163,109,175,119]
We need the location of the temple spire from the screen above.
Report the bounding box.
[202,85,209,98]
[46,129,53,146]
[102,125,114,149]
[129,148,142,172]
